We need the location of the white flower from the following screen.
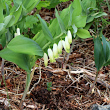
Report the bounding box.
[58,40,63,54]
[65,36,70,50]
[53,43,59,58]
[62,40,70,53]
[17,28,20,35]
[14,33,18,37]
[43,53,48,67]
[14,28,20,37]
[48,48,55,63]
[67,30,72,44]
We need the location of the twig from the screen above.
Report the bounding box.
[63,75,83,92]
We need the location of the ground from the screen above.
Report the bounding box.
[0,1,110,110]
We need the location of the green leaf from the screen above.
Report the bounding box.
[11,5,22,24]
[24,15,38,29]
[60,6,70,27]
[94,37,105,71]
[47,82,52,91]
[46,0,60,9]
[0,23,6,36]
[25,0,40,13]
[94,12,107,18]
[47,82,52,88]
[37,14,53,42]
[104,59,110,66]
[86,14,95,23]
[55,8,66,33]
[36,1,50,10]
[68,6,74,26]
[4,15,15,28]
[13,0,22,8]
[5,3,10,15]
[0,48,31,73]
[72,0,82,16]
[1,34,6,48]
[0,0,4,23]
[76,29,91,39]
[87,12,107,23]
[72,15,87,28]
[23,0,39,9]
[72,24,77,33]
[81,0,96,12]
[84,22,93,30]
[102,35,110,62]
[33,31,49,49]
[7,35,43,56]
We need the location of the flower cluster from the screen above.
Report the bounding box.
[43,30,72,67]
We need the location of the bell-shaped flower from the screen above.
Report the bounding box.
[48,48,55,63]
[62,40,70,53]
[58,40,63,54]
[14,28,20,37]
[67,30,72,44]
[14,33,18,37]
[53,43,59,58]
[17,28,20,35]
[65,36,70,50]
[43,53,48,67]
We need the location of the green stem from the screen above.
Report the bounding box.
[1,58,5,76]
[19,64,36,109]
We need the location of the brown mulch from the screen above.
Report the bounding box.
[0,1,110,110]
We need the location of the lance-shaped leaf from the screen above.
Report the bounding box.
[94,37,105,71]
[4,15,15,28]
[26,0,40,12]
[55,8,66,33]
[23,0,40,11]
[0,48,31,73]
[0,23,6,36]
[37,14,53,42]
[11,5,22,24]
[102,35,110,62]
[7,35,43,56]
[68,6,74,26]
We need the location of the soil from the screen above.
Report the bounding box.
[0,1,110,110]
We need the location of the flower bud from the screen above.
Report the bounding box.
[48,48,55,63]
[43,53,48,67]
[65,36,70,50]
[67,30,72,44]
[53,43,59,58]
[62,40,70,53]
[58,40,63,54]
